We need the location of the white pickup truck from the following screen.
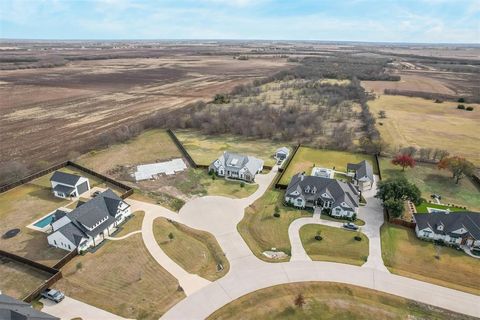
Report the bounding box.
[41,288,65,303]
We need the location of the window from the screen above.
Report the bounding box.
[54,240,57,245]
[68,244,71,249]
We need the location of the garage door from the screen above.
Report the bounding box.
[76,181,89,195]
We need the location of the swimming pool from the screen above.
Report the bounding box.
[33,213,55,228]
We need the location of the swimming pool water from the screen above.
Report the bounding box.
[34,214,55,228]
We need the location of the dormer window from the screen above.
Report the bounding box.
[305,186,311,193]
[312,186,317,194]
[437,224,444,231]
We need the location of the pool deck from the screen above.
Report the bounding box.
[26,206,72,233]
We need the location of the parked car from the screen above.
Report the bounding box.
[41,289,65,303]
[343,222,359,231]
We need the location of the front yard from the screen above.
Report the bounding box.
[153,218,229,281]
[381,223,480,295]
[237,189,310,262]
[279,147,378,185]
[300,225,369,266]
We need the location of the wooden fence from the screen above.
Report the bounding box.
[52,249,78,270]
[274,144,301,189]
[166,129,197,168]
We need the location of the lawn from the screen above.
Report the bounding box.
[279,146,378,185]
[113,210,144,237]
[0,256,52,299]
[380,158,480,211]
[368,95,480,165]
[300,225,369,266]
[153,218,229,281]
[174,130,287,167]
[381,223,480,295]
[0,166,121,266]
[207,282,470,320]
[320,214,365,226]
[238,189,310,262]
[55,233,185,320]
[415,201,465,214]
[76,129,182,174]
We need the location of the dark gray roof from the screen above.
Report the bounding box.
[52,184,75,195]
[56,222,87,246]
[0,294,59,320]
[286,173,359,210]
[51,210,68,223]
[50,171,82,186]
[347,160,374,182]
[415,211,480,240]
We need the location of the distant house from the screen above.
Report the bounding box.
[47,189,131,252]
[414,211,480,250]
[0,293,59,320]
[347,160,374,191]
[50,171,90,199]
[209,152,264,182]
[275,147,290,161]
[285,173,360,218]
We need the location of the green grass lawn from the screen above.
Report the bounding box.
[153,218,229,281]
[380,158,480,211]
[208,282,470,320]
[300,225,368,266]
[381,223,480,295]
[280,147,378,185]
[237,189,310,262]
[415,201,466,213]
[320,214,365,226]
[174,130,288,167]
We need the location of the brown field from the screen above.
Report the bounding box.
[362,73,456,95]
[0,52,289,167]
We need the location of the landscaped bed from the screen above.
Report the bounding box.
[153,217,229,281]
[207,282,470,320]
[299,224,369,266]
[381,223,480,296]
[279,147,378,185]
[238,189,310,262]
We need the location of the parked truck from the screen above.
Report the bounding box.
[41,289,65,303]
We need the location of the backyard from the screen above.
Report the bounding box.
[279,147,378,185]
[238,189,310,262]
[380,158,480,211]
[207,282,471,320]
[381,224,480,295]
[299,225,369,266]
[153,217,229,281]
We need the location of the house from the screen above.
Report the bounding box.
[311,167,334,179]
[0,293,59,320]
[347,160,374,190]
[50,171,90,199]
[209,151,264,182]
[275,147,290,161]
[47,189,131,252]
[285,173,360,218]
[414,211,480,249]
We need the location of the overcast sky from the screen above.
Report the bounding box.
[0,0,479,43]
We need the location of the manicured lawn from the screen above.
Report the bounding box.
[207,282,469,320]
[0,166,120,266]
[415,201,465,213]
[174,130,287,167]
[320,214,365,226]
[238,189,310,262]
[56,233,185,320]
[380,158,480,211]
[114,211,144,237]
[280,147,378,185]
[153,218,229,281]
[0,257,52,299]
[381,223,480,295]
[77,129,182,174]
[300,225,368,266]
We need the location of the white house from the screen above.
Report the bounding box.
[209,152,264,182]
[347,160,374,191]
[275,147,290,161]
[414,211,480,250]
[47,189,131,252]
[285,173,360,219]
[50,171,90,199]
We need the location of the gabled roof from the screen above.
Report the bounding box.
[50,171,82,186]
[414,211,480,240]
[347,160,374,182]
[213,152,264,175]
[276,147,289,154]
[52,184,75,195]
[0,294,58,320]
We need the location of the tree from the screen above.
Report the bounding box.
[378,110,386,118]
[168,232,175,241]
[0,161,28,186]
[294,294,305,308]
[359,137,388,155]
[383,198,405,218]
[391,154,416,171]
[376,177,421,205]
[438,156,475,184]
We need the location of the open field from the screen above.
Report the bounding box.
[238,189,310,262]
[380,158,480,211]
[279,147,378,185]
[0,166,123,266]
[208,282,473,320]
[55,233,185,320]
[0,256,52,299]
[369,95,480,164]
[381,224,480,296]
[362,74,456,96]
[153,218,229,281]
[174,130,286,167]
[300,225,368,266]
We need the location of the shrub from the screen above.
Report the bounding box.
[322,208,331,215]
[273,212,280,218]
[212,174,216,180]
[354,236,362,241]
[458,97,465,103]
[351,213,357,221]
[240,182,245,188]
[314,235,323,241]
[168,232,174,241]
[457,104,465,110]
[466,106,474,111]
[76,262,83,270]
